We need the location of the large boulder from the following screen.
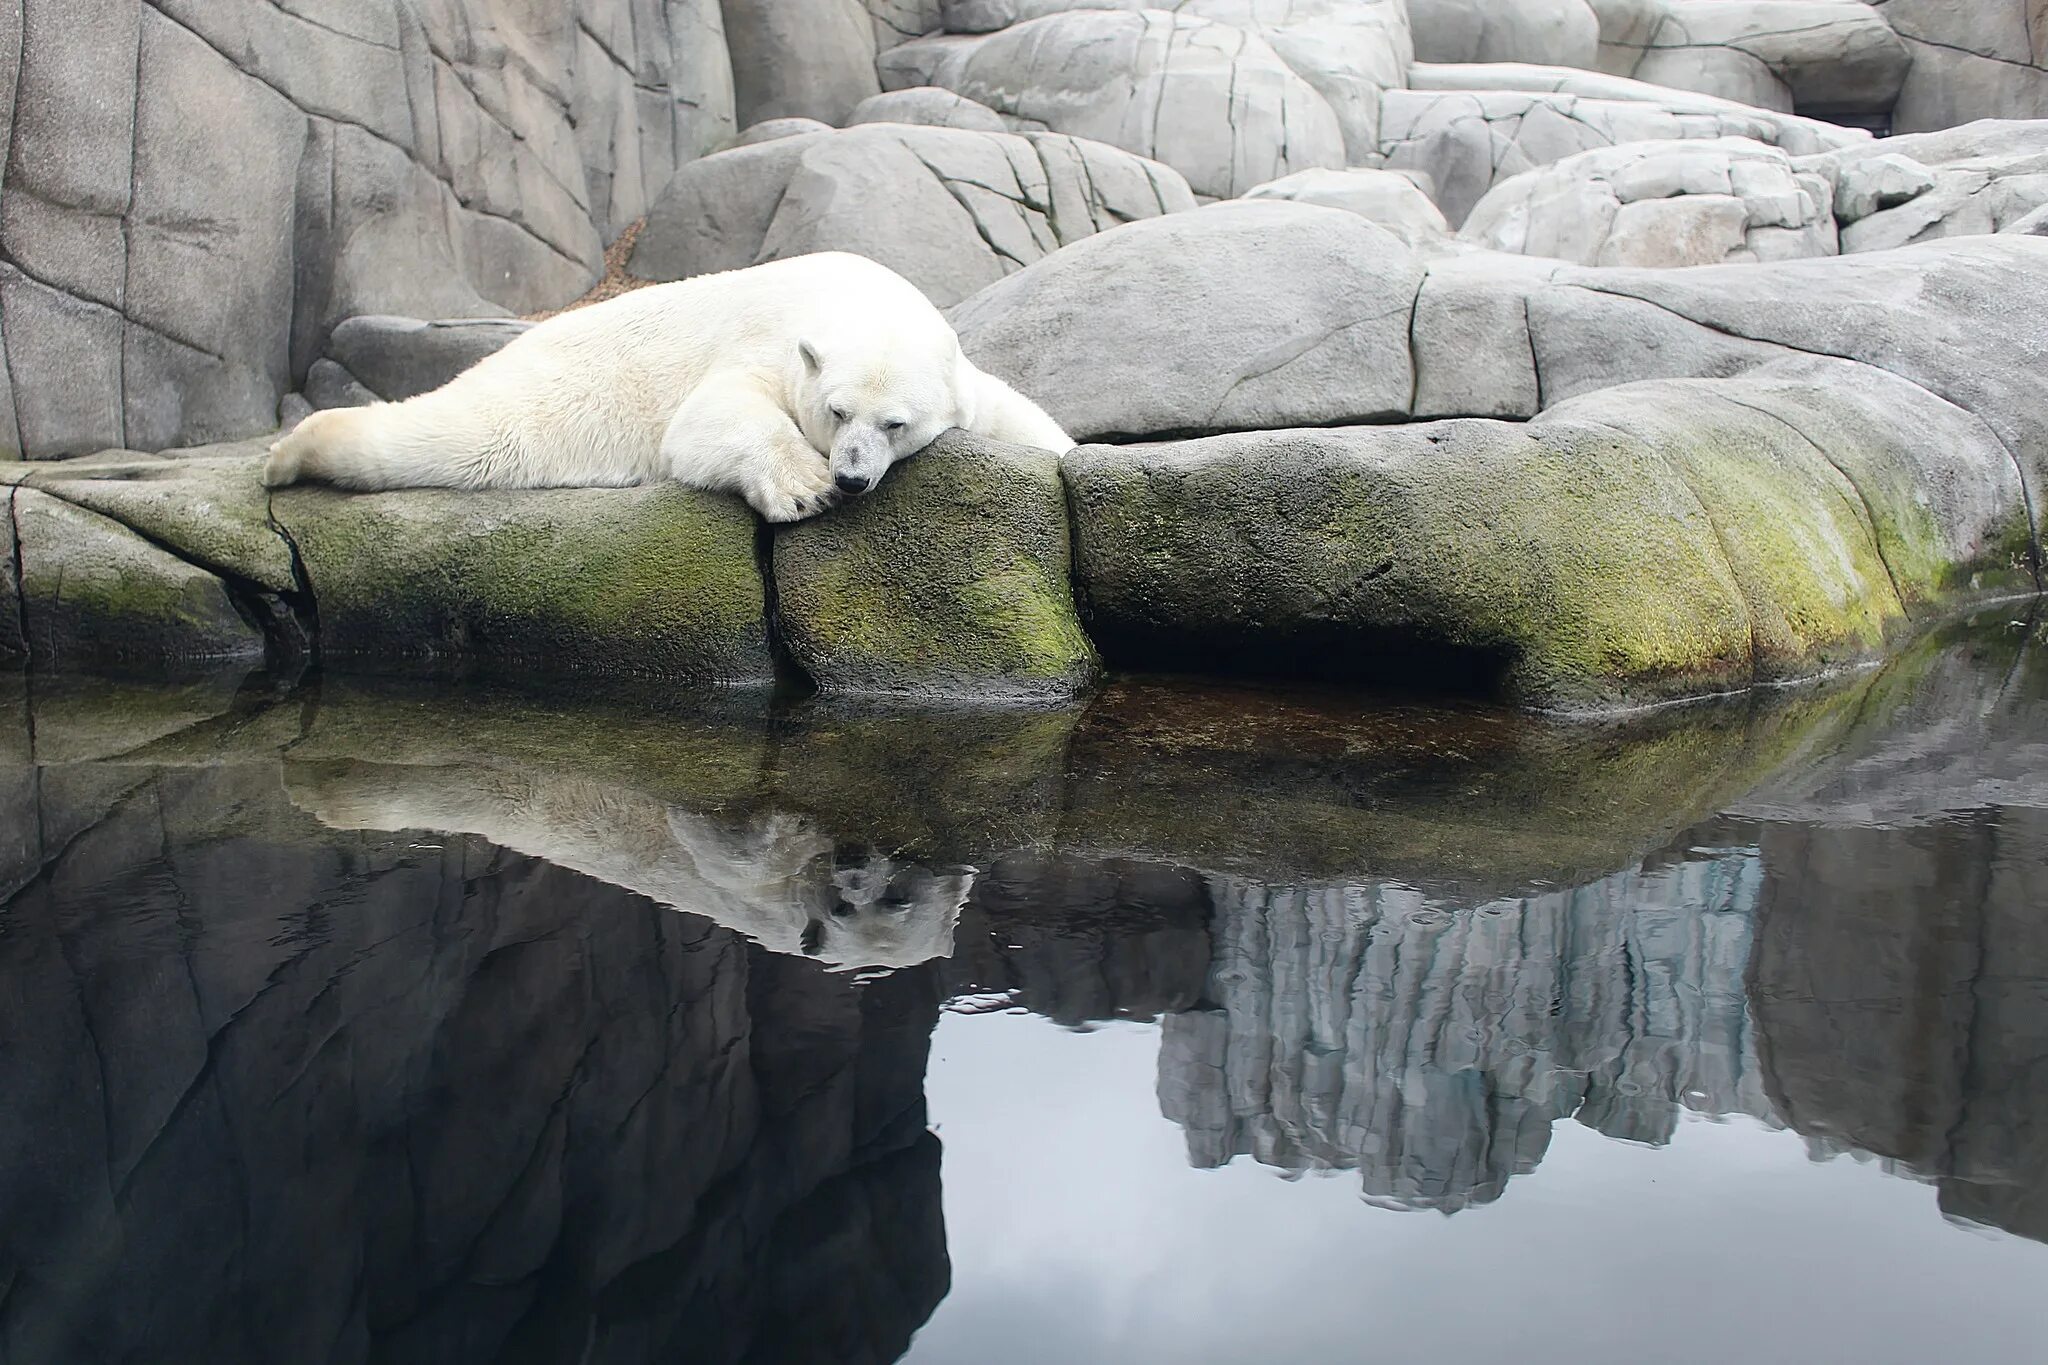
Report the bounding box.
[272,483,774,684]
[1410,0,1601,69]
[772,432,1098,699]
[630,123,1197,307]
[317,316,534,405]
[1877,0,2048,132]
[720,0,882,127]
[1061,372,2029,710]
[8,484,267,672]
[848,86,1008,130]
[1461,137,1838,264]
[1242,167,1452,247]
[1,0,738,461]
[878,8,1347,198]
[1798,121,2048,252]
[1599,1,1909,117]
[951,201,1425,441]
[1375,80,1864,224]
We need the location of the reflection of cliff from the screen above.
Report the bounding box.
[0,764,948,1364]
[1155,849,1774,1211]
[1750,808,2048,1244]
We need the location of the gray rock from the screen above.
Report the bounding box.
[951,201,1425,440]
[1602,1,1909,118]
[1830,151,1939,222]
[723,0,881,126]
[301,359,376,413]
[1879,0,2048,133]
[1461,137,1838,265]
[632,123,1195,308]
[730,117,837,147]
[12,485,266,672]
[2007,202,2048,236]
[772,432,1098,699]
[0,489,22,664]
[1242,167,1452,247]
[880,8,1348,198]
[1375,82,1865,225]
[849,86,1007,130]
[2,0,743,460]
[1410,0,1601,69]
[323,316,534,404]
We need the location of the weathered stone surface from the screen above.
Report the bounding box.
[1062,372,2028,709]
[1242,167,1452,246]
[849,85,1007,129]
[12,486,264,671]
[773,432,1097,699]
[0,488,22,664]
[1877,0,2048,132]
[952,201,1424,440]
[1600,1,1909,117]
[1828,150,1939,221]
[320,315,534,405]
[1802,121,2048,250]
[1411,0,1601,69]
[1375,80,1865,224]
[3,0,739,460]
[632,122,1195,307]
[729,116,836,146]
[724,0,882,127]
[1462,136,1838,264]
[880,8,1348,198]
[273,483,773,684]
[11,454,295,592]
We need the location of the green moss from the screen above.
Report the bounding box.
[773,432,1099,699]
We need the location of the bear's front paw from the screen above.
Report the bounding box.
[260,444,304,489]
[749,456,842,523]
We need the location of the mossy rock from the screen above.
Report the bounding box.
[274,483,772,684]
[12,487,266,672]
[15,452,297,592]
[772,431,1100,700]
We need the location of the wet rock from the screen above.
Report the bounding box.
[631,122,1195,307]
[11,485,265,671]
[272,483,773,684]
[1461,137,1838,265]
[773,431,1098,700]
[1062,372,2027,710]
[951,200,1424,440]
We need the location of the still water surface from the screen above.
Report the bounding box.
[2,611,2046,1363]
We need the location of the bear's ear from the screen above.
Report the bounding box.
[797,338,822,377]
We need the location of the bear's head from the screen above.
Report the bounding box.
[793,329,964,498]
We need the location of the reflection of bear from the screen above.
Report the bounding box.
[284,758,973,969]
[264,253,1073,521]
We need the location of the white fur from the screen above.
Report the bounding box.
[264,252,1075,522]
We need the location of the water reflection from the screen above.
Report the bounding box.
[0,611,2044,1361]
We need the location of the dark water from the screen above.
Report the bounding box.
[3,610,2047,1364]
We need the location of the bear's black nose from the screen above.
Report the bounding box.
[834,473,873,496]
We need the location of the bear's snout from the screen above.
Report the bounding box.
[834,472,875,496]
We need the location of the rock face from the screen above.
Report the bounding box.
[629,122,1196,307]
[878,8,1351,198]
[1597,1,1909,118]
[0,0,737,461]
[772,433,1099,700]
[1462,137,1839,264]
[1799,119,2048,253]
[1375,79,1865,223]
[317,315,535,405]
[1411,0,1602,70]
[1061,371,2028,709]
[849,85,1009,130]
[951,201,1427,440]
[1242,167,1453,246]
[1877,0,2048,132]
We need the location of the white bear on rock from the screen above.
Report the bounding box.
[264,253,1074,522]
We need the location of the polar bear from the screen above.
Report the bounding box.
[262,252,1073,521]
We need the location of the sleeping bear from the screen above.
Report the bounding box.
[263,252,1072,521]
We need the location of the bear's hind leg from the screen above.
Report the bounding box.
[661,372,841,522]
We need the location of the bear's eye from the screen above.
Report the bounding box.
[829,404,849,422]
[884,419,906,432]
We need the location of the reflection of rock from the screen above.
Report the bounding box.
[943,852,1214,1024]
[1156,851,1775,1210]
[0,761,948,1362]
[285,757,973,971]
[1750,807,2048,1243]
